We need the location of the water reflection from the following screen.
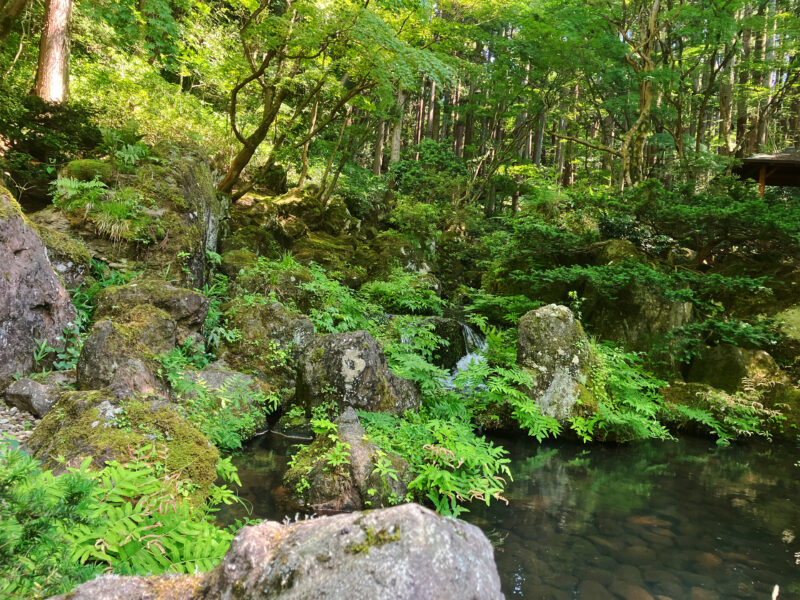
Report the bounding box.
[217,434,800,600]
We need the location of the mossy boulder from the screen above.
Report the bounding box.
[220,300,315,400]
[292,232,357,272]
[4,370,74,418]
[516,305,597,423]
[592,239,646,266]
[27,392,218,502]
[77,306,174,398]
[296,331,420,416]
[320,197,359,236]
[284,407,409,512]
[94,277,208,344]
[61,159,114,183]
[687,344,790,393]
[219,248,257,278]
[0,185,77,389]
[773,305,800,380]
[356,231,426,280]
[33,224,92,288]
[229,259,313,309]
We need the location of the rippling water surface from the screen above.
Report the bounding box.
[218,434,800,600]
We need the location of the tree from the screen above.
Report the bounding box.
[0,0,28,42]
[33,0,73,104]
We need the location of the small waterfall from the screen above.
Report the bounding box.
[441,322,488,389]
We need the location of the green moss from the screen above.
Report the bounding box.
[33,224,92,266]
[29,392,218,504]
[0,185,23,221]
[62,159,114,183]
[346,525,401,554]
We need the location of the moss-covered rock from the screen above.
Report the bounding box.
[94,277,208,343]
[592,239,646,265]
[61,159,114,183]
[284,407,409,512]
[33,223,92,288]
[516,304,597,423]
[228,259,313,309]
[219,248,257,278]
[220,300,314,401]
[773,305,800,381]
[296,331,420,416]
[687,344,790,393]
[27,392,218,502]
[76,308,173,399]
[292,232,357,272]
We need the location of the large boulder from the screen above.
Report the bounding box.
[34,224,92,288]
[94,278,208,344]
[0,185,77,389]
[53,504,503,600]
[220,300,315,398]
[4,370,74,418]
[28,391,218,501]
[296,331,420,416]
[582,281,693,353]
[284,407,409,512]
[517,305,596,422]
[77,305,174,398]
[687,344,790,393]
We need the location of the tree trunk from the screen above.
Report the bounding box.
[33,0,72,104]
[533,111,546,165]
[0,0,28,42]
[298,97,319,187]
[390,88,407,164]
[719,51,735,156]
[373,120,385,175]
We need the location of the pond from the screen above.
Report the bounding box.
[217,433,800,600]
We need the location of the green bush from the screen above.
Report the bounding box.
[0,442,237,599]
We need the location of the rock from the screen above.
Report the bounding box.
[582,280,693,354]
[292,232,358,273]
[578,580,615,600]
[33,224,92,288]
[320,196,359,236]
[516,305,596,422]
[609,581,655,600]
[76,306,173,398]
[48,574,204,600]
[219,248,257,277]
[56,504,503,600]
[61,159,114,183]
[593,239,645,265]
[204,503,503,600]
[773,305,800,380]
[28,391,218,502]
[4,370,74,417]
[426,317,468,370]
[284,407,409,511]
[0,185,77,389]
[255,163,288,196]
[220,301,315,398]
[689,588,719,600]
[687,344,789,392]
[297,331,420,416]
[94,278,209,344]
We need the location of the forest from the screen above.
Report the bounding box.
[0,0,799,599]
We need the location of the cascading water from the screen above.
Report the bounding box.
[442,322,488,389]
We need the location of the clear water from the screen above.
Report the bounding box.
[217,434,800,600]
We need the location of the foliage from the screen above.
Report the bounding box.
[158,346,278,453]
[0,441,236,599]
[301,263,382,334]
[359,407,511,518]
[361,268,446,315]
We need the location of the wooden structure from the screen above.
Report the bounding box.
[733,149,800,196]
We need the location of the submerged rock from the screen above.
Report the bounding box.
[517,304,596,422]
[28,391,218,501]
[56,504,504,600]
[0,185,77,389]
[296,331,420,416]
[284,407,409,511]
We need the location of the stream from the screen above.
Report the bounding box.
[217,434,799,599]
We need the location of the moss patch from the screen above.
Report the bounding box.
[62,159,114,183]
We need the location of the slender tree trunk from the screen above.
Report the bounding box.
[373,120,385,175]
[719,51,735,156]
[34,0,72,104]
[0,0,28,42]
[426,80,437,139]
[533,111,546,165]
[390,88,407,163]
[298,97,318,187]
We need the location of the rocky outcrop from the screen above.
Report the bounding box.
[4,370,74,418]
[94,278,209,345]
[0,185,77,389]
[34,224,92,288]
[517,305,596,422]
[28,391,218,501]
[582,281,693,354]
[296,331,420,416]
[687,344,790,393]
[285,407,409,512]
[427,317,468,370]
[77,306,173,399]
[220,300,315,398]
[54,504,504,600]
